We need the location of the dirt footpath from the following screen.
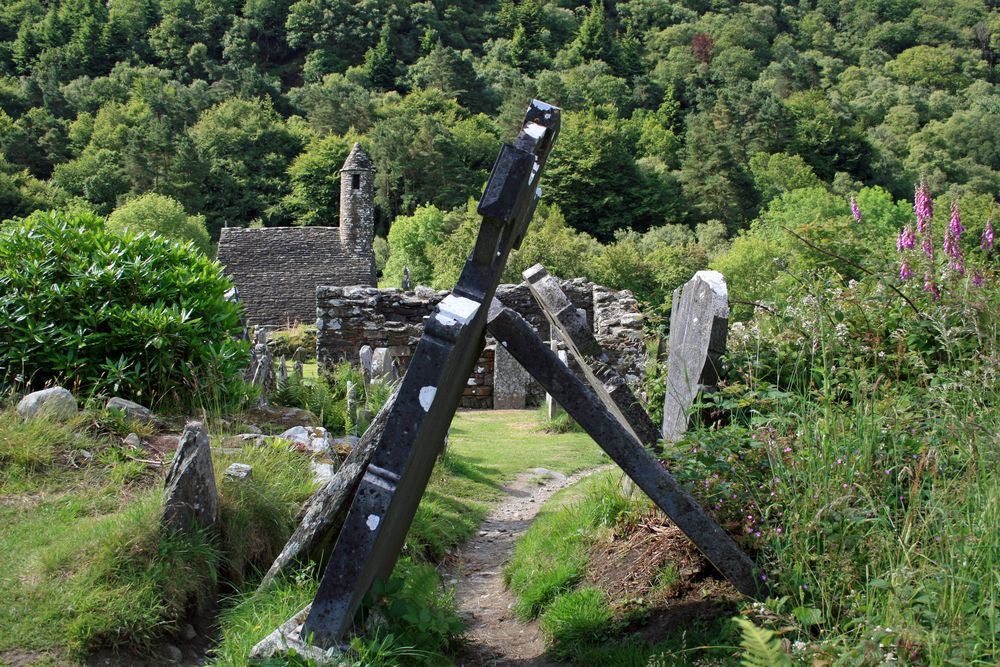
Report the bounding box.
[442,466,611,667]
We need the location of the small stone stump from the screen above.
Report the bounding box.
[662,270,729,444]
[163,422,219,534]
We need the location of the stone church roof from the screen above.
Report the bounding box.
[341,143,374,172]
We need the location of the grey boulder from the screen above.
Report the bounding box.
[16,387,77,421]
[106,397,158,425]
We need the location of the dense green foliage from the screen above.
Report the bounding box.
[1,0,998,309]
[0,209,248,404]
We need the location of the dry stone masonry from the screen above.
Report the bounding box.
[315,279,646,409]
[216,144,377,326]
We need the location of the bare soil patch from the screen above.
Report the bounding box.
[588,514,740,641]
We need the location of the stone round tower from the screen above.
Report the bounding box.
[339,143,375,252]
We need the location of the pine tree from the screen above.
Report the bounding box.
[572,0,616,65]
[364,27,397,91]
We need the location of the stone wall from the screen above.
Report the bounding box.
[217,227,376,326]
[316,279,646,409]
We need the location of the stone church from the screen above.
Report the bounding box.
[216,143,377,325]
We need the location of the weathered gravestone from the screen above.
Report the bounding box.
[346,380,359,436]
[661,270,728,444]
[358,345,373,390]
[246,327,276,406]
[523,264,662,451]
[493,341,531,408]
[163,422,219,534]
[255,100,562,653]
[485,300,758,596]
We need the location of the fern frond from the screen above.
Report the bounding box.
[734,617,793,667]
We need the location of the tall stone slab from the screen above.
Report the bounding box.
[662,270,728,444]
[486,301,758,597]
[162,422,219,534]
[295,100,561,648]
[493,341,531,409]
[524,264,662,451]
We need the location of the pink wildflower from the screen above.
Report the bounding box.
[921,235,934,259]
[972,271,985,287]
[949,200,964,240]
[899,260,914,282]
[914,180,933,234]
[897,225,916,251]
[923,271,940,300]
[983,219,994,251]
[850,196,862,223]
[944,227,965,275]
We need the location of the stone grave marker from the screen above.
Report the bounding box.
[163,422,219,534]
[359,345,373,390]
[485,300,758,596]
[662,270,728,444]
[494,341,531,409]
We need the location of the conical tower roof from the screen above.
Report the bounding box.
[341,143,374,172]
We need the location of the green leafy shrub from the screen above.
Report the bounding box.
[0,210,249,406]
[268,324,317,358]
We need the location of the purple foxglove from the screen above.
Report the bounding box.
[983,219,994,251]
[914,181,933,234]
[972,271,985,287]
[850,196,861,223]
[949,201,964,240]
[899,260,914,282]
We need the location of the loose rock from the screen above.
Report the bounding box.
[105,397,157,425]
[16,387,77,421]
[280,426,333,455]
[224,463,253,482]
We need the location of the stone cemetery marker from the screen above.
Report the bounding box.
[346,380,359,436]
[402,266,411,290]
[359,345,373,390]
[247,327,276,406]
[297,100,561,648]
[163,422,219,534]
[523,264,662,451]
[294,359,304,380]
[277,356,288,385]
[485,300,758,597]
[546,344,567,421]
[494,341,531,408]
[662,270,728,444]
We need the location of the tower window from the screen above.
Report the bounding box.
[352,174,361,189]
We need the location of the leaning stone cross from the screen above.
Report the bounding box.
[299,100,561,648]
[661,270,729,444]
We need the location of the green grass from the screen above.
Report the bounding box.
[0,412,318,662]
[538,587,614,658]
[211,408,606,665]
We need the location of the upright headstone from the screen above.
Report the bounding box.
[247,327,276,406]
[346,381,359,436]
[163,422,219,534]
[523,264,661,451]
[359,345,373,390]
[277,356,288,385]
[485,300,758,597]
[294,359,304,380]
[402,266,411,290]
[662,270,728,444]
[493,341,531,409]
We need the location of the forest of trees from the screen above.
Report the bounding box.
[1,0,998,311]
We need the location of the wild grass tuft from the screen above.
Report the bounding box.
[538,587,613,659]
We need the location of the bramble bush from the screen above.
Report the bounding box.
[0,209,249,406]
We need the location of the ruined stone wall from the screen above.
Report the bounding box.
[316,279,646,408]
[217,227,376,326]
